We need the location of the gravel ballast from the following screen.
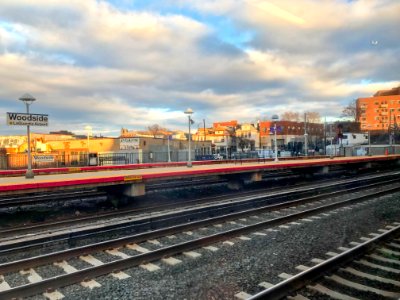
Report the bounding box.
[39,192,400,300]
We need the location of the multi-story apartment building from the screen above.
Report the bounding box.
[259,120,324,149]
[357,86,400,131]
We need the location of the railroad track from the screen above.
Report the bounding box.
[0,171,294,210]
[0,171,309,238]
[0,176,399,299]
[1,171,398,256]
[248,223,400,300]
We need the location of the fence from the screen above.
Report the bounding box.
[1,146,400,170]
[0,150,195,170]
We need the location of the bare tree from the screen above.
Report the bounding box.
[281,111,300,122]
[305,111,321,123]
[237,137,251,152]
[341,99,360,121]
[147,124,165,138]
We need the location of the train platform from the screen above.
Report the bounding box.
[0,155,399,196]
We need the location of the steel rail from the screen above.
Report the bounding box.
[0,190,104,208]
[249,224,400,300]
[1,183,400,300]
[1,173,399,255]
[0,173,302,237]
[0,170,394,237]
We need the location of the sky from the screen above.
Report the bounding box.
[0,0,399,136]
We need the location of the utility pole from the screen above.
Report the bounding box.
[203,119,206,155]
[304,112,308,157]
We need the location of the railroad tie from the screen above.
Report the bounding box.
[258,282,274,289]
[162,257,182,266]
[79,255,104,266]
[234,291,252,299]
[43,289,65,300]
[326,274,400,298]
[0,275,10,292]
[354,259,400,274]
[20,268,42,283]
[287,295,311,300]
[308,283,358,300]
[340,267,400,287]
[368,253,400,266]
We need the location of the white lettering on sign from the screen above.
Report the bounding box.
[120,138,140,150]
[33,155,55,162]
[7,113,49,126]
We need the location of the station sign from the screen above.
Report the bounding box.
[270,126,282,133]
[6,112,49,126]
[120,137,140,150]
[33,155,55,163]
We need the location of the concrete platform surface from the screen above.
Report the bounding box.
[0,155,398,194]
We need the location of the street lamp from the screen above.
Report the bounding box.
[367,125,371,156]
[85,125,92,164]
[271,114,279,162]
[19,93,36,179]
[304,113,308,157]
[184,108,194,167]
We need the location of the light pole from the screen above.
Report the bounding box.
[272,114,279,162]
[19,94,36,179]
[167,134,171,162]
[184,108,194,167]
[85,125,92,164]
[304,112,308,157]
[367,125,371,156]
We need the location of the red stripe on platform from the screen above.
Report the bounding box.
[0,155,398,192]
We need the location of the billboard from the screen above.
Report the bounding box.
[7,113,49,126]
[120,137,140,150]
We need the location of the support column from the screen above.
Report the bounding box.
[122,183,146,197]
[227,179,244,190]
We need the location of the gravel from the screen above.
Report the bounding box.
[45,192,400,300]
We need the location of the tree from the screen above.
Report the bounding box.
[237,137,251,152]
[147,124,166,138]
[281,111,300,122]
[341,99,360,121]
[305,111,321,123]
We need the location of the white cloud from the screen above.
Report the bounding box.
[0,0,399,136]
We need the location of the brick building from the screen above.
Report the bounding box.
[357,86,400,131]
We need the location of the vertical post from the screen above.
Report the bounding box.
[19,94,36,179]
[25,102,33,178]
[274,122,278,162]
[304,112,308,157]
[324,117,327,155]
[167,135,171,162]
[188,115,192,167]
[184,108,194,167]
[368,130,371,156]
[203,119,206,155]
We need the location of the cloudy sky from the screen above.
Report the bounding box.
[0,0,399,136]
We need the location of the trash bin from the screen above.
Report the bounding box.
[89,153,98,166]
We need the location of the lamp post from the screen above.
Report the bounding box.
[367,125,371,156]
[19,94,36,179]
[271,114,279,162]
[85,125,92,164]
[167,134,171,162]
[304,112,308,157]
[184,108,194,167]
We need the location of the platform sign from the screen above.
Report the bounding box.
[7,112,49,126]
[33,155,55,163]
[270,126,282,133]
[120,137,140,150]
